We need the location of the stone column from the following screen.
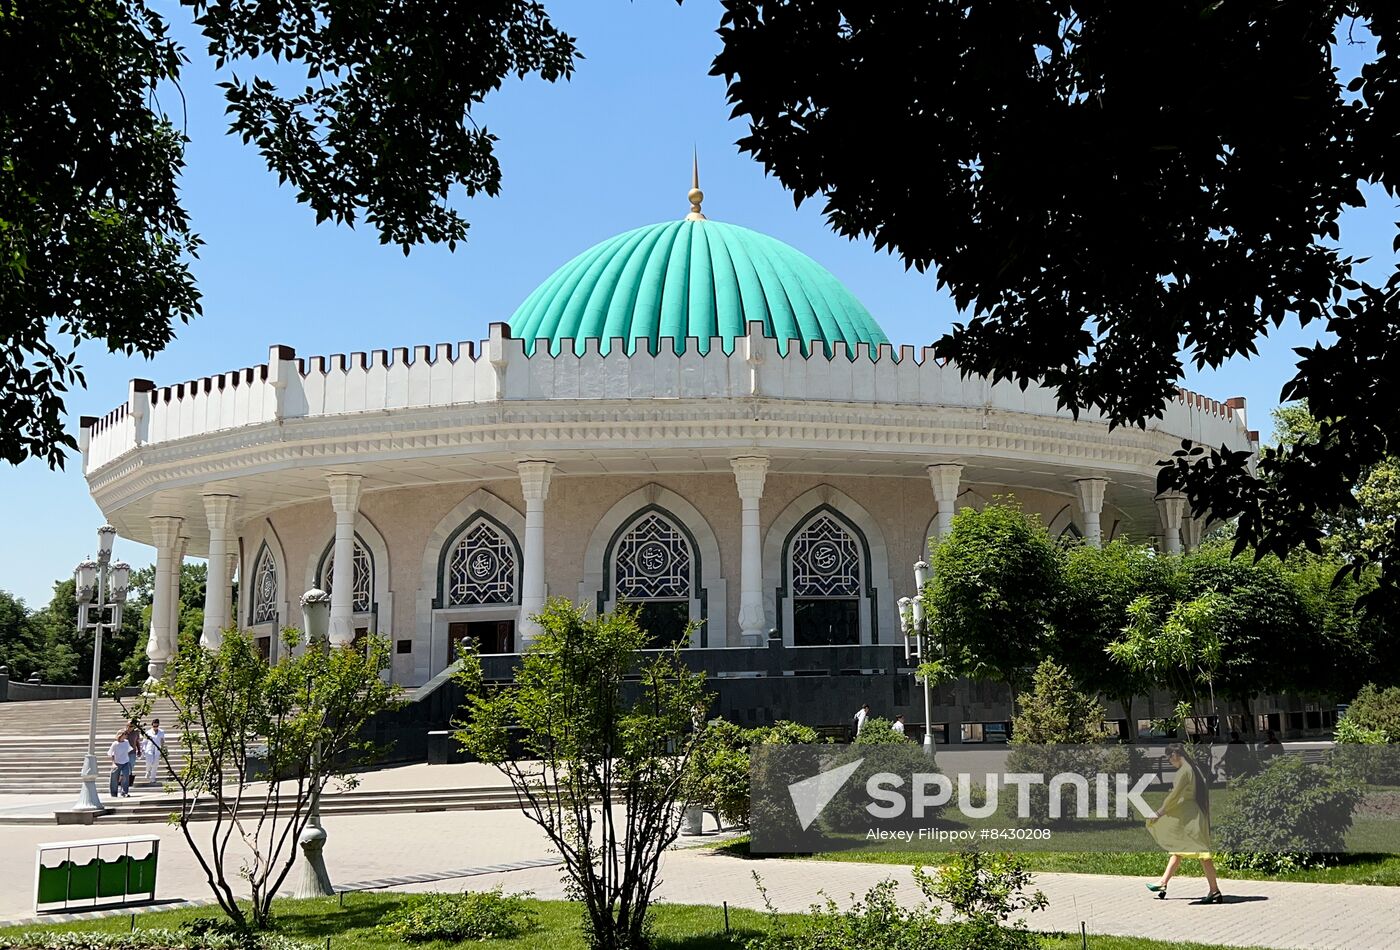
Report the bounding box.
[927,464,964,540]
[517,460,555,649]
[731,457,770,647]
[1182,514,1204,553]
[145,516,183,682]
[327,474,364,647]
[168,535,188,651]
[201,495,237,648]
[1156,492,1187,555]
[1072,477,1109,548]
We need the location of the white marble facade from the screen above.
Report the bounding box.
[81,322,1256,688]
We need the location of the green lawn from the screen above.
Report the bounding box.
[712,837,1400,885]
[1,895,1260,950]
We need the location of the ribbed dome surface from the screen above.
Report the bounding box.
[508,219,888,358]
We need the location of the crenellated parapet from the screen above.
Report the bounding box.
[81,322,1254,475]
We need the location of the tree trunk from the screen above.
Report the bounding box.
[1120,695,1138,742]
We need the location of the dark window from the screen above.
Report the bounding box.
[632,601,690,648]
[396,639,413,655]
[255,636,271,662]
[910,723,948,744]
[792,599,859,646]
[449,619,516,655]
[1288,711,1306,731]
[1306,710,1322,730]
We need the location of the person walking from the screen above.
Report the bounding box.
[892,714,907,737]
[1145,742,1223,904]
[107,731,133,798]
[142,718,166,784]
[852,703,870,739]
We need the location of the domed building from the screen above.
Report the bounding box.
[81,181,1257,738]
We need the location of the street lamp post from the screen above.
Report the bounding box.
[900,561,936,758]
[72,525,131,813]
[294,587,335,898]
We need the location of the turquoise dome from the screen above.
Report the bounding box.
[508,219,888,359]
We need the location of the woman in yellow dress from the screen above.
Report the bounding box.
[1145,742,1223,903]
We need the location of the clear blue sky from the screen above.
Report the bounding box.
[2,2,1394,609]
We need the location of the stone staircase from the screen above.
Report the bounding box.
[92,783,532,824]
[0,697,184,794]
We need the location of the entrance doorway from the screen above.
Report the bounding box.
[449,619,516,655]
[792,599,859,646]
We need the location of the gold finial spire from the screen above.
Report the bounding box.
[685,149,705,221]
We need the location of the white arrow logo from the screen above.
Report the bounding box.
[787,758,865,830]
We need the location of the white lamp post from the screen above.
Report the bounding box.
[911,562,936,757]
[294,587,334,898]
[71,526,131,813]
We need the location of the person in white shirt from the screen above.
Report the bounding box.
[107,732,132,798]
[853,703,870,738]
[892,714,906,736]
[142,719,166,784]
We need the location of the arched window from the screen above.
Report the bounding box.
[249,543,279,626]
[446,520,517,606]
[789,512,863,646]
[1059,523,1084,543]
[321,539,373,614]
[610,511,695,646]
[430,513,522,658]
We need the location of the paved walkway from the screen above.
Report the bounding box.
[1,783,1397,948]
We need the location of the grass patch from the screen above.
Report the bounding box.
[712,836,1400,885]
[1,895,1260,950]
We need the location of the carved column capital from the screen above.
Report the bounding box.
[731,457,769,501]
[518,460,555,503]
[326,473,364,514]
[201,494,238,531]
[150,516,184,552]
[927,464,963,505]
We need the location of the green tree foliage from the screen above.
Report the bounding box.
[1267,401,1400,607]
[712,3,1400,598]
[1007,660,1117,824]
[455,600,708,950]
[128,629,401,931]
[30,576,147,686]
[1,0,196,467]
[1054,540,1178,731]
[926,502,1062,695]
[0,588,47,680]
[1009,660,1113,746]
[1,0,578,467]
[14,560,206,686]
[1179,543,1319,704]
[1110,589,1223,736]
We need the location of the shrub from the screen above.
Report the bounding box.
[746,850,1045,950]
[0,932,308,949]
[821,718,941,834]
[916,850,1048,928]
[377,888,536,942]
[1343,683,1400,739]
[689,719,823,829]
[1335,684,1400,785]
[1216,755,1363,873]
